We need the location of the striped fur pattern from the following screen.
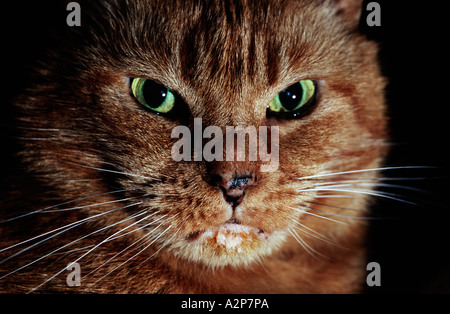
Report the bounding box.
[1,0,386,293]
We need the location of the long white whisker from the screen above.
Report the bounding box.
[0,198,148,257]
[288,206,348,225]
[314,194,360,199]
[0,198,131,255]
[89,223,173,288]
[289,219,345,248]
[123,225,181,280]
[287,228,325,260]
[301,187,417,205]
[41,197,139,213]
[63,161,162,182]
[298,166,434,181]
[0,201,148,277]
[304,206,372,220]
[49,244,96,257]
[0,187,146,224]
[26,207,156,293]
[304,176,432,182]
[84,233,149,281]
[133,217,181,268]
[304,200,363,212]
[102,212,170,243]
[312,181,430,195]
[82,212,168,280]
[354,182,432,194]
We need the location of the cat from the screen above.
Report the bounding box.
[0,0,388,293]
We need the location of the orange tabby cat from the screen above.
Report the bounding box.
[0,0,386,293]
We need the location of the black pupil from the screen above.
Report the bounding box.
[279,83,303,111]
[142,80,168,108]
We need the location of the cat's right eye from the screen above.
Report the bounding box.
[130,78,176,114]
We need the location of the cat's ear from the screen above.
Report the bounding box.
[332,0,363,29]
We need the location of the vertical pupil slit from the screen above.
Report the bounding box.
[279,83,303,111]
[141,80,168,109]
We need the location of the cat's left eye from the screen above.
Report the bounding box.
[267,79,317,119]
[130,78,176,114]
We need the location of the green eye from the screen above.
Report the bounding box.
[130,78,176,114]
[267,80,317,118]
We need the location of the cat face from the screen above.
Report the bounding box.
[14,0,386,274]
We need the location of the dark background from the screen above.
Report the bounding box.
[1,1,449,293]
[359,1,450,293]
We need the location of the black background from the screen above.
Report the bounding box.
[359,1,450,293]
[1,0,449,295]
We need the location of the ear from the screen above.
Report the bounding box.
[333,0,363,29]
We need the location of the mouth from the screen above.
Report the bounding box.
[178,219,284,267]
[186,219,269,251]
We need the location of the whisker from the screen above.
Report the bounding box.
[289,219,345,248]
[84,234,149,281]
[117,225,183,282]
[132,218,181,268]
[354,182,433,195]
[304,176,433,182]
[303,206,374,220]
[0,197,141,254]
[41,197,139,213]
[26,207,157,293]
[314,194,360,199]
[54,178,103,183]
[300,187,418,205]
[82,212,168,280]
[297,202,373,220]
[304,200,362,212]
[304,200,386,220]
[298,166,435,181]
[102,212,169,243]
[313,180,431,195]
[63,161,163,181]
[287,228,325,260]
[89,223,173,288]
[0,200,148,269]
[288,206,348,225]
[48,244,96,256]
[0,187,146,224]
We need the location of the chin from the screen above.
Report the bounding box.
[171,221,287,268]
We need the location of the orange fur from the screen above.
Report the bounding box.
[1,0,387,293]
